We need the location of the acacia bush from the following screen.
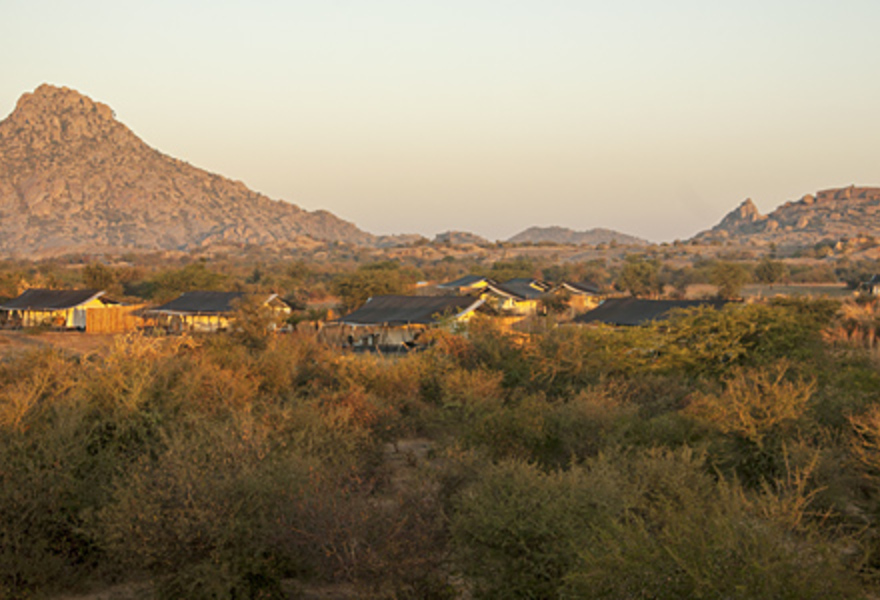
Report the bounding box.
[452,450,862,600]
[5,293,880,598]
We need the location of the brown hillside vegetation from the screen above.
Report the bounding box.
[3,299,880,598]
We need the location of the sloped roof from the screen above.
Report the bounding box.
[561,281,601,295]
[573,297,732,326]
[485,278,552,300]
[437,274,494,289]
[0,288,104,311]
[339,295,484,326]
[148,291,281,314]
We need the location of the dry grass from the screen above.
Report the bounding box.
[0,331,118,358]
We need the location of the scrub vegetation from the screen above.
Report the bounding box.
[3,295,880,599]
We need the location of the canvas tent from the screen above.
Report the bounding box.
[549,281,603,313]
[147,291,291,332]
[335,294,484,351]
[436,274,495,293]
[573,297,732,327]
[0,288,111,329]
[479,278,553,315]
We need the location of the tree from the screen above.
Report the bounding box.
[228,296,283,351]
[711,261,750,299]
[137,262,229,301]
[486,257,537,282]
[754,258,788,286]
[332,262,414,312]
[82,262,116,290]
[617,255,662,297]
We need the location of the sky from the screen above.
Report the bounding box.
[3,1,880,242]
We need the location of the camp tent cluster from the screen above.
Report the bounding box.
[328,276,734,352]
[0,275,744,345]
[439,275,602,316]
[0,289,292,333]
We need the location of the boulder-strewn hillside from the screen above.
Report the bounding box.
[507,226,648,246]
[0,84,377,256]
[695,186,880,248]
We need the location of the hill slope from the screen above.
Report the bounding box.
[694,186,880,248]
[507,226,648,246]
[0,84,375,256]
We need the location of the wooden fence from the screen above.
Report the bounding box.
[86,304,152,334]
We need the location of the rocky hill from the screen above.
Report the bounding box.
[433,230,490,245]
[507,226,648,246]
[694,186,880,248]
[0,84,379,256]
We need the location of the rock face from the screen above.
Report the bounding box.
[0,84,375,256]
[712,198,766,235]
[507,226,648,246]
[694,186,880,247]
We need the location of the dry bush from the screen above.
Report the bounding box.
[93,424,318,599]
[824,299,880,350]
[686,361,815,449]
[849,405,880,484]
[0,348,77,432]
[451,448,862,600]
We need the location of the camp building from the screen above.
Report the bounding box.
[480,278,554,315]
[334,294,484,351]
[147,291,291,333]
[573,297,732,327]
[0,288,114,329]
[557,281,603,312]
[436,274,495,294]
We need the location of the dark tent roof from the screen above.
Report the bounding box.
[0,288,104,311]
[485,278,551,300]
[561,281,601,295]
[437,274,494,289]
[573,297,732,327]
[149,291,254,314]
[339,295,484,326]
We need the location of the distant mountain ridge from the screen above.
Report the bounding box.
[507,226,648,246]
[694,186,880,247]
[0,84,381,256]
[433,231,490,245]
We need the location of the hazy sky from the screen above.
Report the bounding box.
[4,1,880,242]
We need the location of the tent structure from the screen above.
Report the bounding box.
[0,288,110,329]
[573,297,732,327]
[335,294,485,351]
[146,291,291,332]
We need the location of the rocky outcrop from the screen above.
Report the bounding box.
[694,186,880,248]
[0,84,375,256]
[710,199,767,236]
[507,226,647,246]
